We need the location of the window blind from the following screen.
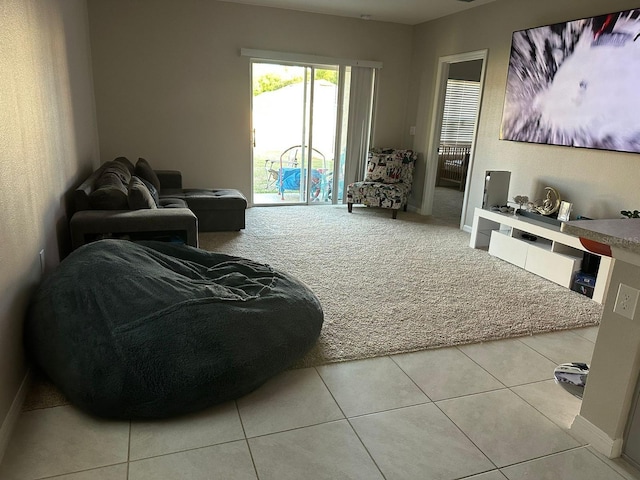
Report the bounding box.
[440,79,480,146]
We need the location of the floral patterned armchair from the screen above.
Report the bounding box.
[347,149,417,219]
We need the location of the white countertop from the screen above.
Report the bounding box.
[561,218,640,257]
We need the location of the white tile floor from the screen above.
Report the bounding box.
[2,326,640,480]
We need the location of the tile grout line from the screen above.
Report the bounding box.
[314,366,388,480]
[234,399,261,480]
[355,355,501,476]
[453,343,512,387]
[127,419,132,480]
[34,463,130,480]
[508,383,587,445]
[387,354,435,402]
[430,396,499,473]
[586,445,640,480]
[386,346,580,472]
[496,444,600,471]
[343,417,389,480]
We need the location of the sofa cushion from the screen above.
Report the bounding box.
[128,176,158,210]
[135,158,161,193]
[113,156,135,174]
[159,198,188,208]
[139,177,160,206]
[180,189,248,211]
[95,160,132,187]
[88,183,129,210]
[88,161,130,210]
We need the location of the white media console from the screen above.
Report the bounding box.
[469,207,613,304]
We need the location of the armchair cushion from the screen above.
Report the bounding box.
[348,181,412,210]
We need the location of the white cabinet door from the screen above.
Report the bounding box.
[488,231,528,268]
[525,246,580,288]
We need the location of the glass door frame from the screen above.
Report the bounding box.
[250,59,347,207]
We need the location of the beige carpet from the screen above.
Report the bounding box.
[23,194,602,410]
[199,201,601,368]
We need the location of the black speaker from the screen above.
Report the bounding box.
[482,171,511,210]
[582,252,601,275]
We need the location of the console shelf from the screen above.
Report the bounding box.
[469,207,613,304]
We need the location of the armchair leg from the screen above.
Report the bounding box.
[392,210,398,219]
[403,203,408,212]
[348,203,353,213]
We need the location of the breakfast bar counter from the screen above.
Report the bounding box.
[561,218,640,265]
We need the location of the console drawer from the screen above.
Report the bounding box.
[488,231,527,268]
[525,246,581,288]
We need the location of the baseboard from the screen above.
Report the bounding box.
[571,414,624,458]
[462,224,472,233]
[0,370,30,465]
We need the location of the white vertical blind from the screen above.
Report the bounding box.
[343,66,376,190]
[440,79,480,146]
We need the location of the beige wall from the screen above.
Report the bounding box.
[0,0,98,443]
[408,0,640,226]
[87,0,414,198]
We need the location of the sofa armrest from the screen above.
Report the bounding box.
[74,164,108,212]
[70,209,198,250]
[155,170,182,192]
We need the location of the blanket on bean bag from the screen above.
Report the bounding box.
[25,240,323,418]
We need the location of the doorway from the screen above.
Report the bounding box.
[251,62,346,205]
[420,50,487,229]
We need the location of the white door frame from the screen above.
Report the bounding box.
[419,49,488,230]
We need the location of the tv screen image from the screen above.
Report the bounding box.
[500,9,640,154]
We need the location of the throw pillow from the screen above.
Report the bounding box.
[139,177,160,207]
[113,156,135,174]
[89,162,129,210]
[364,154,402,184]
[364,158,388,182]
[95,160,132,187]
[384,156,403,183]
[134,157,161,193]
[128,176,158,210]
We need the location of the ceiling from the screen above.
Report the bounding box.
[220,0,500,25]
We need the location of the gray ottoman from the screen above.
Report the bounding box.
[152,169,248,232]
[181,188,247,232]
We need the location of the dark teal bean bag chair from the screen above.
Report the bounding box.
[25,239,323,419]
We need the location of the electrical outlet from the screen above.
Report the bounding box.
[613,283,640,320]
[39,249,45,274]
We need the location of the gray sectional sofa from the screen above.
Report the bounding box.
[70,157,247,249]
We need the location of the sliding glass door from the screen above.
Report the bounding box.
[251,61,345,205]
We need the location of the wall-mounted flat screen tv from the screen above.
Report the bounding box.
[500,9,640,154]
